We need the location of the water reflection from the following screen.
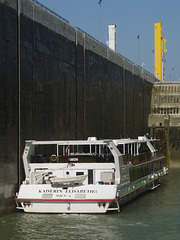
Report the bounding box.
[10,214,123,240]
[0,168,180,240]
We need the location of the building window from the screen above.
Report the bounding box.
[168,96,170,103]
[154,96,157,103]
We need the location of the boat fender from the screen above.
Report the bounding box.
[50,154,58,162]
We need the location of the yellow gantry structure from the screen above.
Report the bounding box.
[154,22,167,81]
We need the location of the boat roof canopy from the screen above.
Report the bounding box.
[25,136,156,146]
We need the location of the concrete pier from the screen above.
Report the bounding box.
[0,0,156,215]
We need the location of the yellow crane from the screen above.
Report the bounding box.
[154,22,167,81]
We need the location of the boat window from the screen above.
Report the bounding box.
[117,143,136,155]
[57,145,63,156]
[125,144,129,154]
[102,145,114,162]
[129,163,153,182]
[138,142,151,155]
[129,142,152,164]
[31,144,57,163]
[77,145,90,154]
[59,144,108,157]
[117,144,123,154]
[76,172,84,176]
[59,145,96,156]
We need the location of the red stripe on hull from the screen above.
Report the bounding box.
[15,198,119,202]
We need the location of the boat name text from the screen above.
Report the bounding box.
[38,189,98,194]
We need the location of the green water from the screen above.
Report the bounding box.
[0,168,180,240]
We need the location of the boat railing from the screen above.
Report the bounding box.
[30,153,114,164]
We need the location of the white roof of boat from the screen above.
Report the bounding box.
[28,139,106,145]
[26,137,154,145]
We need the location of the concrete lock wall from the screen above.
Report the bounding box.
[0,0,18,215]
[0,0,156,215]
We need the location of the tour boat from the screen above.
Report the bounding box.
[15,136,168,213]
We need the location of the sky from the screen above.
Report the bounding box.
[37,0,180,81]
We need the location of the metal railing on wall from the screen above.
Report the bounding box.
[32,0,69,24]
[76,27,135,66]
[31,0,155,82]
[31,0,136,69]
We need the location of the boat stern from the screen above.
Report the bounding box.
[15,184,119,213]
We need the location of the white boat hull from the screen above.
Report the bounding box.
[18,202,112,214]
[15,171,168,213]
[15,184,118,213]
